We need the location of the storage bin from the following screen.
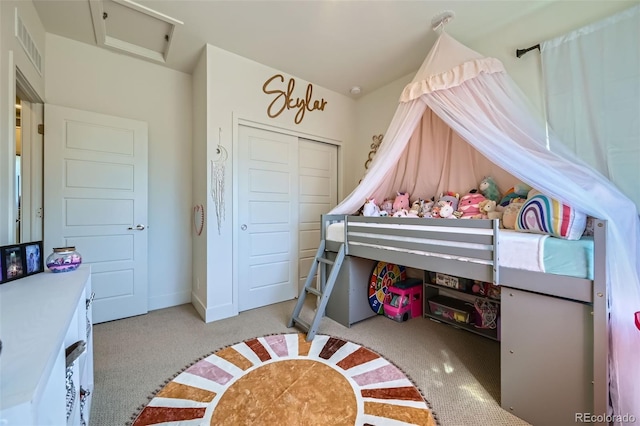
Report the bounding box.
[427,271,471,291]
[427,295,475,324]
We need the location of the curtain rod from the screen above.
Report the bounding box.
[516,43,540,58]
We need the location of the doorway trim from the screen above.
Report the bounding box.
[231,114,344,314]
[16,67,44,244]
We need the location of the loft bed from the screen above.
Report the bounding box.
[289,29,638,424]
[318,213,608,425]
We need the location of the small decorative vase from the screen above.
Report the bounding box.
[46,247,82,273]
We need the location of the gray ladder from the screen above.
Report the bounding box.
[288,241,345,341]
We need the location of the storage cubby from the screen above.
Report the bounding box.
[423,271,501,341]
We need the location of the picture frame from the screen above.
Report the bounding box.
[22,241,44,276]
[0,244,26,284]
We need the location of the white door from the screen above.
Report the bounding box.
[44,105,148,323]
[298,139,338,292]
[238,125,298,311]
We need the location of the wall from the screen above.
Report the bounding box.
[193,44,357,322]
[469,0,639,114]
[45,34,193,311]
[354,73,412,186]
[191,50,208,319]
[0,0,46,245]
[353,1,639,180]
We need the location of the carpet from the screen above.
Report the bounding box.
[130,333,438,426]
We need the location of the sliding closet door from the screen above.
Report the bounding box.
[238,125,299,311]
[298,139,338,293]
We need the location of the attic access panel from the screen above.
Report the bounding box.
[89,0,182,64]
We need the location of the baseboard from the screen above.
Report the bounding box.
[191,291,238,323]
[148,290,191,311]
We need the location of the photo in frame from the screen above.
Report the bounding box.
[1,244,26,283]
[23,241,44,276]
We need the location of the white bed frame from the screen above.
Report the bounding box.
[319,213,608,426]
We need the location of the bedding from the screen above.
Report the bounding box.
[325,221,594,280]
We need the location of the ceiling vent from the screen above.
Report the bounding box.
[89,0,183,64]
[15,9,43,76]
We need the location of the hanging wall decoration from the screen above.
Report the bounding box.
[262,73,328,124]
[193,204,204,236]
[210,128,228,235]
[364,134,383,170]
[359,134,383,183]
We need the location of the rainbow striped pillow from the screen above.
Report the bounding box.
[515,193,587,240]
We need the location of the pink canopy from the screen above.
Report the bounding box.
[331,32,640,420]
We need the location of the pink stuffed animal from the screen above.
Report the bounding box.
[457,192,486,219]
[392,192,410,214]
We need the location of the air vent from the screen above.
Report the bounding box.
[15,10,43,76]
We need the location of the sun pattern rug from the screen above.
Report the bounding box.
[131,333,438,426]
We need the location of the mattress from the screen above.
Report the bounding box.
[326,222,594,279]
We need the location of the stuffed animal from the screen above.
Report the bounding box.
[380,198,394,216]
[437,192,460,212]
[479,176,501,203]
[438,203,456,219]
[362,198,380,217]
[392,192,410,214]
[502,201,525,229]
[458,192,486,219]
[478,199,503,222]
[409,199,424,217]
[499,182,532,207]
[393,209,409,217]
[421,198,435,218]
[430,204,441,218]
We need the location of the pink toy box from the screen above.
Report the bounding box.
[383,278,423,322]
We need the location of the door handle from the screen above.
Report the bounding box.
[128,224,146,231]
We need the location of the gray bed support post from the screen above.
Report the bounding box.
[592,219,608,419]
[492,218,500,285]
[288,214,347,341]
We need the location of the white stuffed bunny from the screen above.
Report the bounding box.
[362,198,381,217]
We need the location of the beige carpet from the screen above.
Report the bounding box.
[90,300,530,426]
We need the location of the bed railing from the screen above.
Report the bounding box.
[331,215,500,284]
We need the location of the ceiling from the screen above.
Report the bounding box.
[33,0,560,98]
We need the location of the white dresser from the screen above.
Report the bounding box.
[0,265,93,426]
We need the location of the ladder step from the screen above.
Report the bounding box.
[317,257,334,266]
[292,317,310,332]
[306,287,322,297]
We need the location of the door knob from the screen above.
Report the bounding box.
[241,224,247,231]
[128,224,146,230]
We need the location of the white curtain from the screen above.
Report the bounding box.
[541,5,640,212]
[426,72,640,422]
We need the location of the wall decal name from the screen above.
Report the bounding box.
[262,74,327,124]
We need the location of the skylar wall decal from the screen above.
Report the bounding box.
[262,74,327,124]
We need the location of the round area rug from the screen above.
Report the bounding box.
[130,333,438,426]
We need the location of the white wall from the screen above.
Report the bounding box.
[191,50,208,318]
[45,34,193,311]
[192,44,357,322]
[353,72,412,186]
[0,0,46,245]
[353,1,638,177]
